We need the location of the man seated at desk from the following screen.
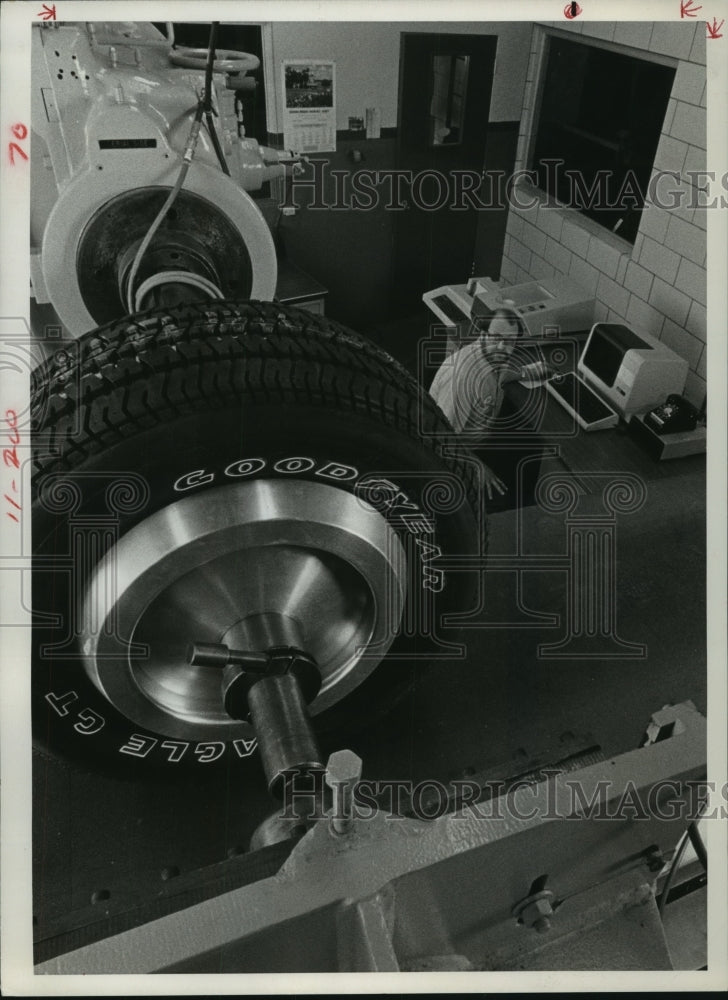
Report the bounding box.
[429,307,549,510]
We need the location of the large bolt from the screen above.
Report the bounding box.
[325,749,362,836]
[521,899,553,934]
[512,890,554,933]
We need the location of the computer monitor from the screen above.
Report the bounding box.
[577,323,689,419]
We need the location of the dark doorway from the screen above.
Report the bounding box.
[392,33,497,315]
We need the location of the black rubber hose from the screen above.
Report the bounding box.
[203,22,218,112]
[204,21,231,177]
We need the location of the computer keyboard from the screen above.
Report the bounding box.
[431,293,471,325]
[545,372,619,431]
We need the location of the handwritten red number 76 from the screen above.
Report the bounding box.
[9,123,29,165]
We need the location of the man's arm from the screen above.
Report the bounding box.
[501,360,554,384]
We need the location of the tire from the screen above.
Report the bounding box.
[32,300,482,776]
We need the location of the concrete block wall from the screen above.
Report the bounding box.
[500,21,707,406]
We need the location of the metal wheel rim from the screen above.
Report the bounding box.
[76,187,253,327]
[81,480,407,741]
[41,161,277,336]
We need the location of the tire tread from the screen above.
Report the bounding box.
[32,300,479,513]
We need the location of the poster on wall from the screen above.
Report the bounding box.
[282,59,336,152]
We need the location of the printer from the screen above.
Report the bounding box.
[423,273,596,341]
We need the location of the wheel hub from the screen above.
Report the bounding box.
[80,480,407,741]
[76,187,253,325]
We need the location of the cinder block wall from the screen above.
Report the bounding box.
[501,21,707,406]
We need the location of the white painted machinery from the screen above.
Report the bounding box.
[30,21,298,335]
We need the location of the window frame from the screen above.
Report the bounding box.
[525,28,679,243]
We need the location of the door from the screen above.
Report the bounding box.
[392,33,497,315]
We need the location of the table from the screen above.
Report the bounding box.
[275,260,328,315]
[504,340,706,491]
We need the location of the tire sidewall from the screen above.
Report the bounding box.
[33,400,480,774]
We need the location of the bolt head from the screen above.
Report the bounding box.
[519,897,554,930]
[325,749,362,787]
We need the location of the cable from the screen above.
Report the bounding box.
[203,21,231,177]
[202,21,218,114]
[124,22,222,313]
[205,109,231,177]
[134,271,224,312]
[124,105,202,313]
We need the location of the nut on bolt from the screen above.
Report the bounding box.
[325,749,362,835]
[512,890,554,934]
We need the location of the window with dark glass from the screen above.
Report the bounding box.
[531,37,676,244]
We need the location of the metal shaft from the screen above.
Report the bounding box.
[188,642,269,671]
[247,673,324,798]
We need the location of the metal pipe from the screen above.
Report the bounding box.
[247,674,324,798]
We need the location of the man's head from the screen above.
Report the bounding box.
[478,307,523,361]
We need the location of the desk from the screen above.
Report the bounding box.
[275,260,328,315]
[505,341,706,493]
[434,334,704,515]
